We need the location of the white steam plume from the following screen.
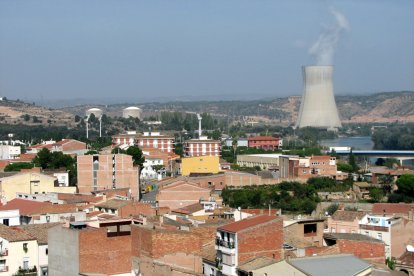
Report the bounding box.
[309,8,350,65]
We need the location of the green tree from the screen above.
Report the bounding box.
[349,152,359,172]
[33,148,52,169]
[369,187,384,202]
[337,163,353,173]
[326,203,339,215]
[4,162,34,172]
[396,174,414,198]
[126,146,145,167]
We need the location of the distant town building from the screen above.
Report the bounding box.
[279,155,337,180]
[236,154,282,170]
[112,131,175,153]
[26,139,87,155]
[77,154,139,200]
[0,145,20,160]
[184,136,220,157]
[224,138,248,148]
[247,136,282,151]
[181,156,221,176]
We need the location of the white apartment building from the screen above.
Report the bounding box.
[0,145,20,160]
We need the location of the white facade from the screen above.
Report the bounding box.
[140,158,163,180]
[38,244,49,275]
[53,172,69,187]
[0,145,20,160]
[0,210,20,226]
[359,214,392,258]
[31,212,86,224]
[0,238,38,276]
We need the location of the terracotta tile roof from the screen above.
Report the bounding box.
[95,199,132,210]
[18,154,37,162]
[201,243,216,263]
[248,136,279,141]
[218,215,281,233]
[0,199,51,216]
[172,203,204,215]
[332,210,366,222]
[17,223,61,245]
[57,194,103,204]
[310,155,332,160]
[34,204,78,215]
[397,250,414,266]
[0,224,36,242]
[242,209,280,216]
[372,203,414,216]
[86,211,102,218]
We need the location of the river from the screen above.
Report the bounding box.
[319,136,374,150]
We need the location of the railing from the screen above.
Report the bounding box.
[215,238,235,249]
[0,266,8,272]
[0,249,8,257]
[360,224,389,232]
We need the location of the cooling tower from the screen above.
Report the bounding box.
[295,65,341,129]
[122,106,142,119]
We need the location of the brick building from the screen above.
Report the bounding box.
[184,137,220,157]
[284,218,325,257]
[247,136,281,151]
[327,210,366,234]
[77,154,139,200]
[279,155,337,180]
[204,215,283,276]
[156,180,213,210]
[324,233,386,263]
[48,219,136,276]
[359,214,414,258]
[131,224,205,275]
[371,203,414,219]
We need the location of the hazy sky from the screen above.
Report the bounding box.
[0,0,413,102]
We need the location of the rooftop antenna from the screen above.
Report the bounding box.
[197,113,202,138]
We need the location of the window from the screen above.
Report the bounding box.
[377,233,382,240]
[22,258,29,269]
[45,248,48,255]
[23,243,28,253]
[304,223,317,236]
[3,219,9,226]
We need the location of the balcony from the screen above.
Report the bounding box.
[0,266,8,273]
[0,249,7,257]
[215,238,236,255]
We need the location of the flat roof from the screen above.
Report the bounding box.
[289,254,371,276]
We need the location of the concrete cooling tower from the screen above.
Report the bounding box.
[295,65,341,129]
[122,106,142,119]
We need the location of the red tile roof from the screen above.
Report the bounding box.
[247,136,279,141]
[310,155,332,160]
[0,199,51,216]
[372,203,414,216]
[218,215,280,233]
[242,209,280,216]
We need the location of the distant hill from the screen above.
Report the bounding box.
[1,91,413,127]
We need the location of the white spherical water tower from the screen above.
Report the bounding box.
[122,106,142,119]
[85,108,104,138]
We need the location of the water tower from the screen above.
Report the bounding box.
[122,106,142,119]
[85,108,104,138]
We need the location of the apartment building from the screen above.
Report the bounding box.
[0,145,20,160]
[279,155,337,180]
[204,215,283,276]
[184,137,221,157]
[247,136,282,151]
[327,210,367,234]
[112,131,175,153]
[77,154,139,200]
[359,214,414,258]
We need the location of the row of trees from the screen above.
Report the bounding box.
[221,177,353,214]
[372,125,414,150]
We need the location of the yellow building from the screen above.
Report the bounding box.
[0,172,76,202]
[181,156,220,176]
